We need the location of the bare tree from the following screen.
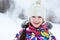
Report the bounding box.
[0,0,10,13]
[46,9,57,23]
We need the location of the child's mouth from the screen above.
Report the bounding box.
[33,22,39,25]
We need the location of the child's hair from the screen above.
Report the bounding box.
[19,29,26,40]
[19,22,29,40]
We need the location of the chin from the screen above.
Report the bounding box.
[34,26,40,28]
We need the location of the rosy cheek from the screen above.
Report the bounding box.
[32,18,35,20]
[32,18,36,22]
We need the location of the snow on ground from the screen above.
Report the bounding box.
[0,13,22,40]
[50,23,60,40]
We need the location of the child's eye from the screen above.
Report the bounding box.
[32,16,36,18]
[38,16,42,18]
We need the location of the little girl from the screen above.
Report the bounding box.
[14,0,56,40]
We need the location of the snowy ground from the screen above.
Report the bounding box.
[0,13,22,40]
[50,23,60,40]
[0,13,60,40]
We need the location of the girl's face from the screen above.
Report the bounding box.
[30,16,44,28]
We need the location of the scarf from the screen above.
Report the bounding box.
[26,23,50,40]
[29,23,48,36]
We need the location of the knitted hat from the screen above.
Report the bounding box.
[26,0,46,19]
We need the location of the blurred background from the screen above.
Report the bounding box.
[0,0,60,40]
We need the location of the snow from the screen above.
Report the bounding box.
[0,13,22,40]
[50,23,60,40]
